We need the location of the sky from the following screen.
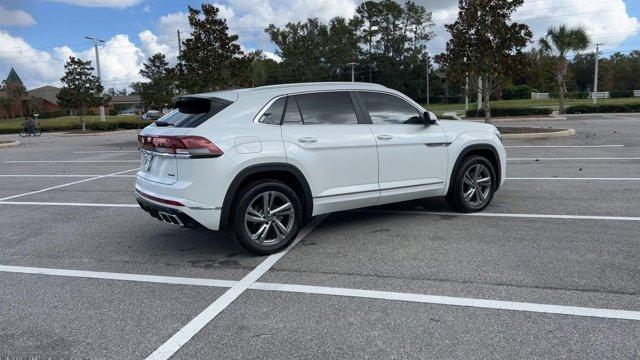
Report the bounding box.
[1,0,639,90]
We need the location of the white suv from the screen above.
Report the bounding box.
[135,82,506,254]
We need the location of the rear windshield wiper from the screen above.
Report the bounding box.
[154,120,173,127]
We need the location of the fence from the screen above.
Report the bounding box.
[531,92,550,100]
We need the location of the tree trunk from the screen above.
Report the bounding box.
[81,106,86,133]
[558,77,565,114]
[482,74,492,123]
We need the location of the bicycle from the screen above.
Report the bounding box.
[19,122,41,137]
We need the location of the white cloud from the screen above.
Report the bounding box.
[0,6,37,27]
[143,5,150,13]
[423,0,640,55]
[138,30,172,59]
[45,0,142,9]
[0,30,67,88]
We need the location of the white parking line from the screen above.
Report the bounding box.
[509,157,640,162]
[0,168,138,201]
[0,201,138,207]
[252,283,640,321]
[507,177,640,181]
[505,145,625,148]
[2,264,639,321]
[146,214,328,360]
[0,174,136,178]
[5,160,139,163]
[73,150,139,153]
[358,210,640,222]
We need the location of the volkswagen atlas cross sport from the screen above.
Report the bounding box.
[135,82,506,254]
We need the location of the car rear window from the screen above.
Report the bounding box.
[155,97,232,128]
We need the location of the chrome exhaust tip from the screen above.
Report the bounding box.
[158,212,184,226]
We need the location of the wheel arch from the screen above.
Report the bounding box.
[448,144,502,194]
[220,163,313,229]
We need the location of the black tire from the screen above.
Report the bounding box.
[232,180,303,255]
[446,155,496,212]
[33,127,41,136]
[18,128,27,137]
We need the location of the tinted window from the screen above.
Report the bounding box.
[294,92,358,125]
[259,97,285,125]
[360,92,422,125]
[155,97,232,128]
[283,97,303,125]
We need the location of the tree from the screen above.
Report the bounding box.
[0,96,12,119]
[2,80,26,119]
[441,0,532,122]
[57,57,104,132]
[539,25,590,114]
[131,53,175,112]
[177,4,253,93]
[28,96,45,114]
[106,87,127,96]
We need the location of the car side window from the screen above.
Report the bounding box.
[293,92,359,125]
[283,97,303,125]
[360,92,422,125]
[259,97,286,125]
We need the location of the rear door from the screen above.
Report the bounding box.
[356,91,448,203]
[280,91,379,214]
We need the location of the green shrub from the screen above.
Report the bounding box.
[466,107,553,118]
[609,91,634,98]
[108,109,118,116]
[502,85,537,100]
[566,103,640,114]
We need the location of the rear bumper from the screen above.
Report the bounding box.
[134,186,222,230]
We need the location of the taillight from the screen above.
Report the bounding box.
[138,135,223,158]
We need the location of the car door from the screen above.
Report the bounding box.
[356,91,448,204]
[280,91,379,215]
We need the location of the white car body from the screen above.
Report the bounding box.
[135,82,505,232]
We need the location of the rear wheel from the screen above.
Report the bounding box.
[446,155,496,212]
[232,180,303,255]
[19,128,28,137]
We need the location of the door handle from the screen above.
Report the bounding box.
[376,135,393,141]
[297,137,318,143]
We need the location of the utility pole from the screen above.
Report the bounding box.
[593,43,603,104]
[177,30,182,59]
[348,62,357,82]
[425,53,430,107]
[85,36,106,121]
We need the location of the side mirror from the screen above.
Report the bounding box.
[423,111,437,126]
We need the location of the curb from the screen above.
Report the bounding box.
[468,116,567,122]
[0,140,21,148]
[54,129,139,137]
[502,129,576,139]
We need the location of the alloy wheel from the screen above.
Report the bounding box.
[461,164,492,208]
[244,190,295,246]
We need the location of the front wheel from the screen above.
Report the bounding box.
[33,127,41,136]
[232,180,303,255]
[446,155,496,212]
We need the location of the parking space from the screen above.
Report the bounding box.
[1,114,639,358]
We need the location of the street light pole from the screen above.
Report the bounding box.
[85,36,106,121]
[593,43,603,104]
[348,62,357,82]
[426,53,430,107]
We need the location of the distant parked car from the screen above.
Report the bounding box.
[140,110,161,121]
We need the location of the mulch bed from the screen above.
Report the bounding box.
[497,126,564,134]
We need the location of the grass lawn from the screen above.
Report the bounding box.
[424,97,640,116]
[0,115,148,134]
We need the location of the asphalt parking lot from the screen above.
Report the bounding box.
[1,113,639,359]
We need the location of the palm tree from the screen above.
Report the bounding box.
[539,25,590,114]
